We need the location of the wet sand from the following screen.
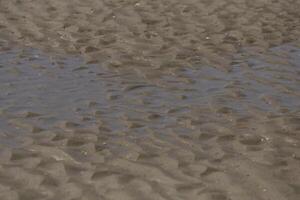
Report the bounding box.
[0,42,300,200]
[0,1,300,200]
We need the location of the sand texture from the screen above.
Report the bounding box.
[0,42,300,200]
[0,0,299,71]
[0,0,300,200]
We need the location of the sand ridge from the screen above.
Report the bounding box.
[0,0,299,71]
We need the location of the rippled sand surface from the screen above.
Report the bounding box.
[0,41,299,200]
[0,0,300,200]
[0,0,299,70]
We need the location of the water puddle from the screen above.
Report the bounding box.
[1,45,299,136]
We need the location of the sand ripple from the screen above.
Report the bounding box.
[0,0,299,71]
[0,41,299,199]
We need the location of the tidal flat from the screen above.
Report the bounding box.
[0,0,300,200]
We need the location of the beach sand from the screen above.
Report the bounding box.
[0,0,299,71]
[0,1,300,200]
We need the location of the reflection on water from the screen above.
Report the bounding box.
[0,44,299,199]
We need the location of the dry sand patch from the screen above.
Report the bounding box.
[0,0,299,71]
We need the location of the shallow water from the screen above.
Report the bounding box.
[0,44,299,199]
[1,45,299,134]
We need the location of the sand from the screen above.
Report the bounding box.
[0,0,299,71]
[0,0,300,200]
